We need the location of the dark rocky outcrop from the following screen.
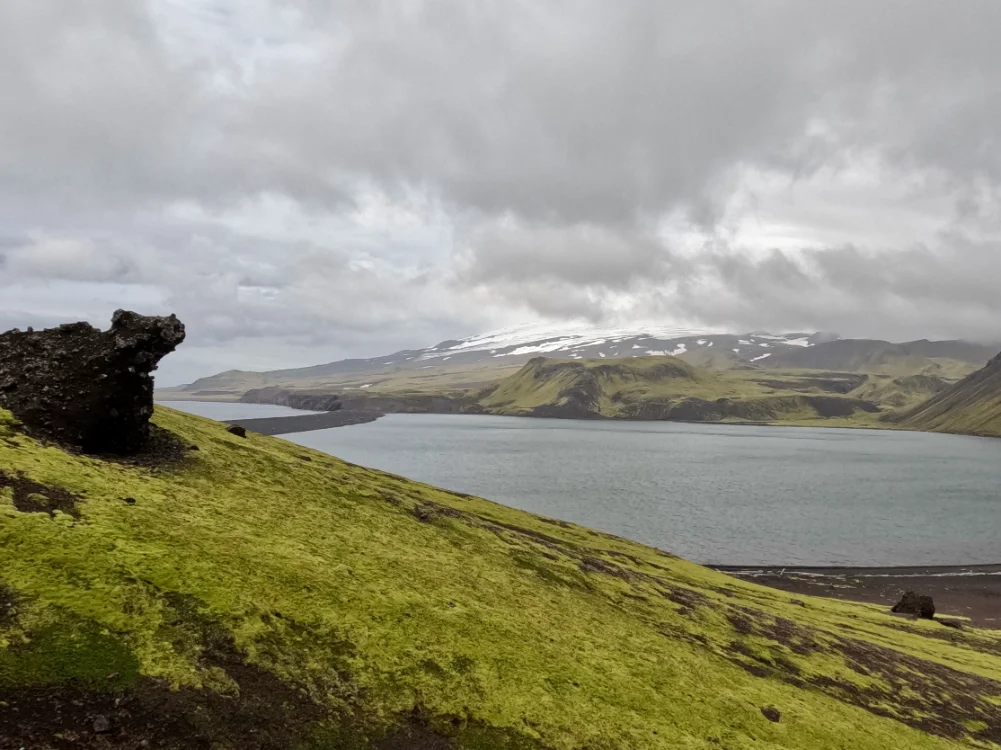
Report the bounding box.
[241,387,343,411]
[226,424,248,438]
[241,387,482,415]
[892,591,936,619]
[0,310,185,455]
[760,706,781,723]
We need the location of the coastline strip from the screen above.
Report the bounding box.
[230,409,382,435]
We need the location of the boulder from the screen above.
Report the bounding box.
[0,310,185,455]
[760,706,781,723]
[891,591,935,619]
[227,424,247,438]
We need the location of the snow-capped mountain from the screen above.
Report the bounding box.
[412,322,829,366]
[176,323,840,394]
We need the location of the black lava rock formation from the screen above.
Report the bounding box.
[0,310,185,455]
[891,591,936,619]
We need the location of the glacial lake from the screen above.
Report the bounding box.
[166,404,1001,567]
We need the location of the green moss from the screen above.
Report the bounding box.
[0,405,999,749]
[0,618,140,688]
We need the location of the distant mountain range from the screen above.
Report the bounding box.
[164,322,999,401]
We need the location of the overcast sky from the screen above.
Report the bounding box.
[2,1,1000,384]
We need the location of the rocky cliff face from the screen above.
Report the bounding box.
[240,387,344,411]
[0,310,185,454]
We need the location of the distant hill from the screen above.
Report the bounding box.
[762,339,995,376]
[478,356,880,422]
[898,351,1001,436]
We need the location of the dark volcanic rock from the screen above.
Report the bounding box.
[0,310,185,455]
[891,591,936,619]
[760,706,781,723]
[226,424,248,438]
[241,387,343,411]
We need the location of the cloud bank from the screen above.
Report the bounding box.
[1,0,999,382]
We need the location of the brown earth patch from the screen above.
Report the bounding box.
[0,584,19,628]
[816,636,1001,742]
[578,556,638,581]
[661,586,710,610]
[0,607,328,750]
[718,601,1001,743]
[413,501,465,523]
[2,592,541,750]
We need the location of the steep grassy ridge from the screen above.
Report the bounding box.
[2,406,1001,747]
[849,374,952,410]
[899,352,1001,436]
[479,357,881,423]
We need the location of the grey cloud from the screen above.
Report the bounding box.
[8,1,999,220]
[243,1,1001,222]
[457,221,676,288]
[1,0,1000,380]
[670,238,1001,343]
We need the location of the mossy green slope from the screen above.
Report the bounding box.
[478,356,880,423]
[899,353,1001,437]
[2,406,1001,748]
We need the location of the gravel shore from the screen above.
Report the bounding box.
[714,563,1001,628]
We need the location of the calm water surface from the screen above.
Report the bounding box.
[281,414,1001,567]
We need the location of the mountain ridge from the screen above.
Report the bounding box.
[163,323,998,401]
[897,349,1001,436]
[477,355,882,422]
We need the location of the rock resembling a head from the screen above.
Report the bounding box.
[0,310,185,455]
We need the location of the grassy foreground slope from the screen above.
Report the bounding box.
[899,352,1001,437]
[2,407,1001,749]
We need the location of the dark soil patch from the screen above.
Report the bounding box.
[726,611,755,636]
[661,586,710,610]
[413,501,464,523]
[538,517,571,529]
[0,584,19,628]
[578,556,638,581]
[0,592,495,750]
[760,706,781,722]
[483,520,584,555]
[0,470,81,518]
[0,666,328,750]
[812,636,1001,742]
[717,600,1001,743]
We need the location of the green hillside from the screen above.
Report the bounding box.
[478,356,882,423]
[899,352,1001,436]
[3,405,999,748]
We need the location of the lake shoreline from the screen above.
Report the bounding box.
[715,563,1001,628]
[163,394,1001,440]
[230,409,384,435]
[164,403,1001,588]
